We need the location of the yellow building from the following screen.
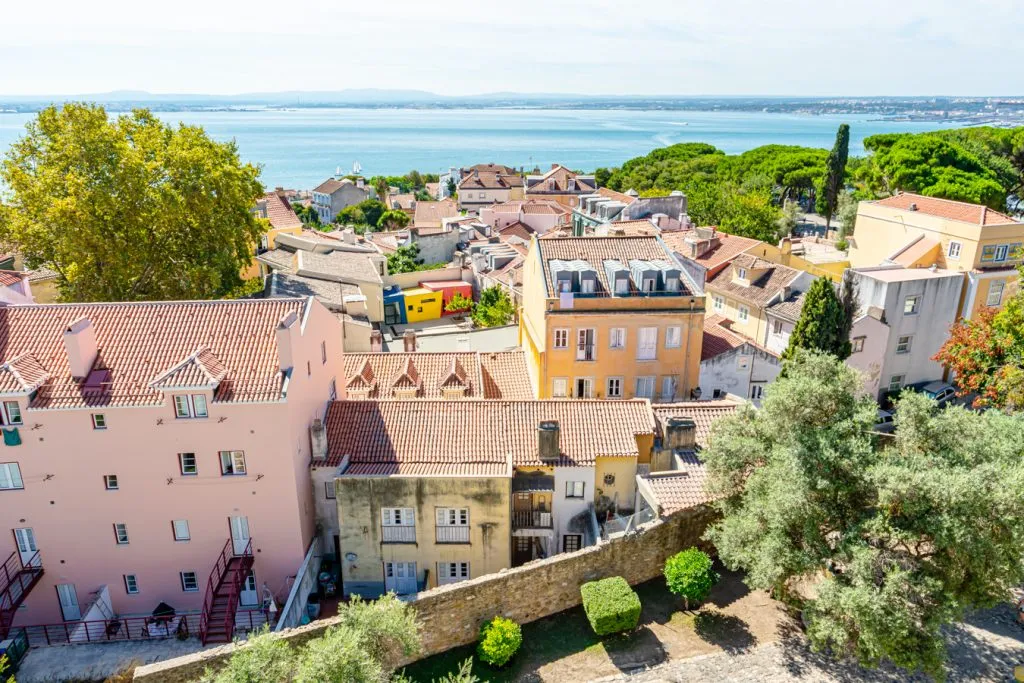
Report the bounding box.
[848,193,1023,319]
[318,398,655,596]
[705,253,814,343]
[245,191,304,279]
[520,235,705,402]
[402,286,444,323]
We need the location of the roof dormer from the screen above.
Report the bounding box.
[392,357,421,398]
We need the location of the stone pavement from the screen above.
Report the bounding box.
[16,637,218,683]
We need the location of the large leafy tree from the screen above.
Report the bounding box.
[386,243,425,274]
[471,285,515,328]
[781,277,853,362]
[377,209,410,230]
[703,352,1024,678]
[818,123,850,228]
[0,103,264,302]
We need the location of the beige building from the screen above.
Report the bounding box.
[457,170,525,213]
[520,236,705,403]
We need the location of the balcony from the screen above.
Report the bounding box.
[381,526,417,543]
[435,526,470,544]
[513,510,553,530]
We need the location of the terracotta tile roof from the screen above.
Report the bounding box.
[601,219,660,236]
[0,271,28,288]
[651,398,743,448]
[765,293,805,324]
[527,165,597,194]
[872,192,1019,226]
[488,200,569,216]
[260,192,303,230]
[150,347,228,390]
[413,199,459,229]
[661,229,762,272]
[465,164,517,175]
[701,314,775,361]
[387,193,417,210]
[0,354,50,394]
[458,172,524,191]
[313,178,346,194]
[706,253,802,308]
[597,187,638,205]
[342,351,532,399]
[640,456,710,514]
[323,399,654,471]
[498,221,535,242]
[889,236,941,267]
[0,299,306,409]
[537,236,686,294]
[27,268,58,283]
[257,248,295,271]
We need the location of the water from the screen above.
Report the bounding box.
[0,108,963,190]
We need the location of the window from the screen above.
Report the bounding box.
[563,534,582,553]
[606,377,622,399]
[172,520,190,541]
[661,376,678,401]
[986,280,1006,307]
[325,481,336,499]
[321,341,327,364]
[712,295,724,312]
[903,295,920,315]
[180,571,199,592]
[565,481,585,498]
[179,453,197,476]
[737,267,747,280]
[124,575,139,595]
[553,329,569,349]
[174,395,208,419]
[104,475,118,490]
[219,451,247,476]
[551,378,568,398]
[737,355,751,371]
[0,463,23,490]
[436,508,470,543]
[772,320,783,335]
[328,378,337,401]
[436,507,468,526]
[114,523,129,545]
[665,326,682,349]
[637,327,657,360]
[635,376,655,399]
[92,414,107,430]
[614,278,629,295]
[947,241,962,260]
[381,507,416,543]
[576,328,595,361]
[581,278,595,294]
[750,384,764,400]
[307,361,311,377]
[982,243,1020,263]
[437,562,470,585]
[641,277,656,292]
[896,335,913,354]
[851,336,865,354]
[738,305,750,323]
[574,377,594,398]
[609,328,626,349]
[666,277,680,292]
[888,375,905,393]
[2,401,22,426]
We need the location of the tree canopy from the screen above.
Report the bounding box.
[781,276,854,362]
[337,199,387,229]
[377,209,410,230]
[0,103,265,302]
[702,352,1024,678]
[471,285,515,328]
[386,243,426,274]
[818,123,850,228]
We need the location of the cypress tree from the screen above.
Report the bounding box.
[820,124,850,229]
[782,277,853,362]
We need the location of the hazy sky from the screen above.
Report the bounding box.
[2,0,1020,96]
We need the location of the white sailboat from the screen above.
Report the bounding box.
[352,161,363,175]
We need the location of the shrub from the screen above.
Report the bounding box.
[208,627,295,683]
[580,576,641,636]
[664,547,719,610]
[476,616,522,667]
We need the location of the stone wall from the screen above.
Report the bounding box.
[133,505,715,682]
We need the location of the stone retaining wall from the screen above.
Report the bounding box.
[133,506,715,682]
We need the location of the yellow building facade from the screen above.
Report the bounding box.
[520,236,705,402]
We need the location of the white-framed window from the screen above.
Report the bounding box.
[551,378,568,398]
[576,328,596,361]
[947,241,962,260]
[173,394,208,419]
[609,328,626,349]
[665,277,680,292]
[606,377,623,399]
[750,384,764,400]
[738,305,750,323]
[635,376,655,399]
[114,523,129,545]
[92,414,107,430]
[903,295,920,315]
[986,280,1005,307]
[851,336,865,354]
[637,327,657,360]
[382,507,416,543]
[553,328,569,349]
[563,534,582,553]
[661,376,677,401]
[321,341,327,364]
[888,375,905,393]
[437,561,470,585]
[180,571,199,592]
[435,507,470,543]
[329,378,337,401]
[179,452,197,476]
[772,319,783,335]
[712,295,724,312]
[665,326,682,349]
[1,401,22,426]
[574,377,594,399]
[172,519,190,542]
[325,481,336,499]
[104,474,118,490]
[565,481,585,498]
[0,463,23,490]
[614,278,629,295]
[896,335,913,354]
[219,450,247,476]
[581,278,595,294]
[124,574,139,595]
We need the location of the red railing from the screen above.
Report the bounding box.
[198,539,254,644]
[198,539,233,643]
[1,551,43,637]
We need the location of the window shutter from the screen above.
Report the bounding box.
[382,509,393,526]
[436,508,447,526]
[404,508,415,526]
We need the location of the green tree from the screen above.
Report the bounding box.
[387,243,425,274]
[776,199,802,239]
[444,292,473,314]
[446,178,457,197]
[373,177,390,204]
[835,190,857,247]
[702,351,1024,678]
[377,209,410,231]
[818,124,850,228]
[414,189,432,202]
[337,199,386,229]
[664,548,719,610]
[781,277,853,362]
[471,286,514,328]
[407,169,424,189]
[0,103,264,302]
[594,167,612,188]
[295,204,322,227]
[207,627,295,683]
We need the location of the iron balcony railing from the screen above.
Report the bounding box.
[381,525,417,543]
[435,526,470,543]
[513,510,553,529]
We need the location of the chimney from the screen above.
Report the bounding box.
[403,329,417,352]
[908,202,918,211]
[538,421,560,462]
[663,416,696,451]
[310,418,328,460]
[551,163,558,170]
[356,178,365,189]
[63,317,98,380]
[276,311,299,371]
[370,329,383,352]
[341,228,357,245]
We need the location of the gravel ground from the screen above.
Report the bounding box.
[15,637,218,683]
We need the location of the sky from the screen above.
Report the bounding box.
[2,0,1021,97]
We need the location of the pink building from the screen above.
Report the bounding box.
[478,200,570,236]
[0,297,344,642]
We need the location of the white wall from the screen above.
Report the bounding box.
[699,344,781,405]
[553,466,595,552]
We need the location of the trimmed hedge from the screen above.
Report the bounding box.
[476,616,522,667]
[580,576,642,636]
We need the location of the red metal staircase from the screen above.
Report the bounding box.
[0,550,43,639]
[198,539,254,644]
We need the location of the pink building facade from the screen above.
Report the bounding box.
[0,298,344,632]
